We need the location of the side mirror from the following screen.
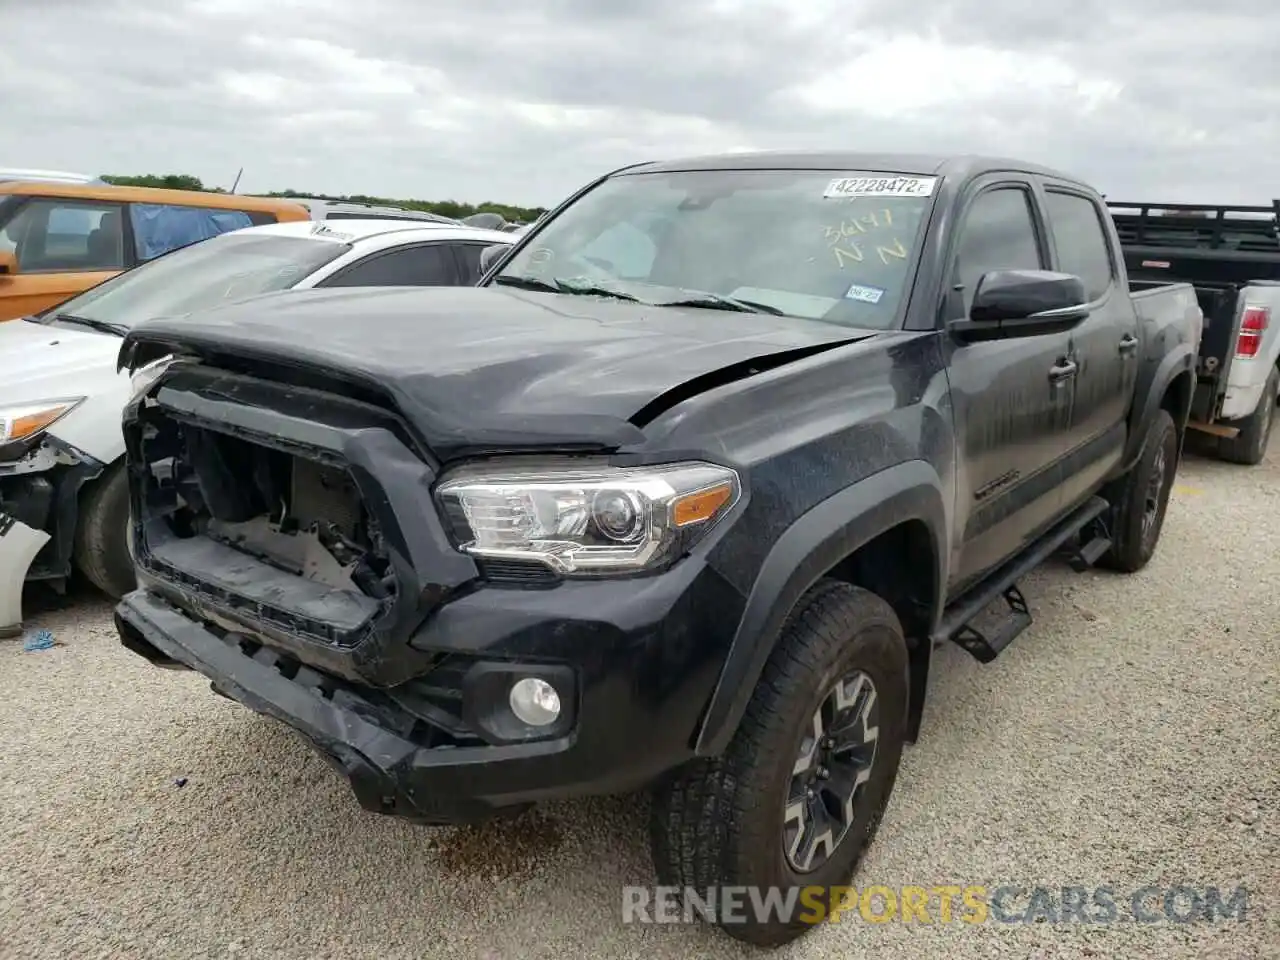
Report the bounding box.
[949,270,1089,343]
[479,243,508,275]
[0,249,17,277]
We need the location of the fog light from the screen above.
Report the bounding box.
[508,677,561,727]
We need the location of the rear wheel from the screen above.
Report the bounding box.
[73,462,136,599]
[649,580,909,947]
[1218,366,1278,465]
[1100,409,1178,573]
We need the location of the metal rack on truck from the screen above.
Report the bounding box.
[1107,199,1280,463]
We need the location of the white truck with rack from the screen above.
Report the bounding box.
[1107,198,1280,464]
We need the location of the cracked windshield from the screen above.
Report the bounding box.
[496,170,934,329]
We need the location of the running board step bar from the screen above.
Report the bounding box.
[1061,531,1113,572]
[950,584,1031,664]
[932,495,1110,663]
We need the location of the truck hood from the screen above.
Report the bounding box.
[0,318,122,407]
[120,286,878,457]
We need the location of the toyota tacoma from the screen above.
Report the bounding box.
[113,152,1202,947]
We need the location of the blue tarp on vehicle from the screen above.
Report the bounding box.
[130,204,255,261]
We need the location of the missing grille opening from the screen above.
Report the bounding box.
[139,410,396,603]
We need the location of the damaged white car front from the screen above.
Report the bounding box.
[0,398,97,636]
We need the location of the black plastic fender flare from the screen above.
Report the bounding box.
[1122,344,1197,472]
[693,459,949,756]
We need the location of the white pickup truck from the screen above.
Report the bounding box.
[1108,199,1280,464]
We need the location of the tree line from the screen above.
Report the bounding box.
[100,174,548,224]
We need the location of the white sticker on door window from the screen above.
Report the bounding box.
[824,175,938,200]
[844,282,885,304]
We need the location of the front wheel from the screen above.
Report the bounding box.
[73,462,137,599]
[649,580,909,947]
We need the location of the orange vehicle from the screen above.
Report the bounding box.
[0,182,310,320]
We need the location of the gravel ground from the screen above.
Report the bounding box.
[2,444,1277,960]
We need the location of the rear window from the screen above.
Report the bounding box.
[130,203,257,261]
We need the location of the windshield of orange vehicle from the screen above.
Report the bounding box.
[494,168,938,329]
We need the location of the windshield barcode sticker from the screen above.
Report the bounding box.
[824,176,938,200]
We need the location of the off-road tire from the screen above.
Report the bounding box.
[649,579,909,948]
[1099,409,1178,573]
[1218,366,1279,465]
[73,461,136,599]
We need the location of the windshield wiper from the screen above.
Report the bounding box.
[493,273,642,303]
[48,313,128,337]
[492,274,564,293]
[657,292,785,316]
[555,279,642,302]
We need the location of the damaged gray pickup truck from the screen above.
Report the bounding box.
[112,152,1202,946]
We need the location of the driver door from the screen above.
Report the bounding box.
[943,179,1078,592]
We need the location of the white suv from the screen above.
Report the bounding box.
[0,168,105,185]
[288,197,462,225]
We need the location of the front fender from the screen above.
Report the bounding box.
[693,459,948,756]
[1124,343,1197,470]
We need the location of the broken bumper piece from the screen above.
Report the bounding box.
[0,512,50,639]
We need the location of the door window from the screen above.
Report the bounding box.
[952,187,1044,315]
[320,244,456,286]
[452,242,495,284]
[1043,190,1115,301]
[2,199,126,272]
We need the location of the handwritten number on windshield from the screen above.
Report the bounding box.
[823,208,907,268]
[876,238,907,264]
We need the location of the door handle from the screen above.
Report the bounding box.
[1048,359,1078,383]
[1119,334,1139,356]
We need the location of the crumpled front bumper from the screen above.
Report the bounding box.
[0,512,49,638]
[115,560,736,824]
[116,588,526,823]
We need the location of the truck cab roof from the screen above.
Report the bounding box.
[621,151,1096,189]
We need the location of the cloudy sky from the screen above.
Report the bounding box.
[7,0,1278,208]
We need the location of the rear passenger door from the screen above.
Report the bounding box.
[316,243,459,287]
[944,178,1079,591]
[1039,184,1137,507]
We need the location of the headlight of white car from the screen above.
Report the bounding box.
[0,398,84,445]
[435,459,742,576]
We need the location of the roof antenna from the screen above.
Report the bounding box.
[229,167,244,194]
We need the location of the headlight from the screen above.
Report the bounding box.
[128,354,178,402]
[0,398,84,444]
[436,459,741,576]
